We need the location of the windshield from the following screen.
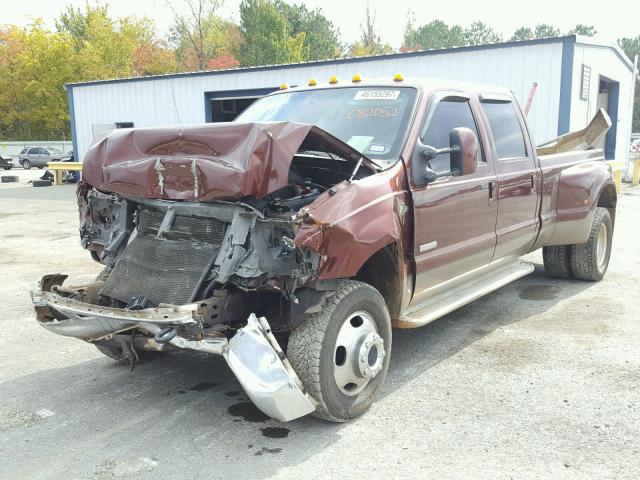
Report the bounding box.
[236,86,417,165]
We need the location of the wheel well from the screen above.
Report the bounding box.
[354,243,403,319]
[597,185,617,225]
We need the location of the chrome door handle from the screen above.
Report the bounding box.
[488,181,497,198]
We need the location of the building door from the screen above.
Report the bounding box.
[596,77,620,160]
[205,87,279,123]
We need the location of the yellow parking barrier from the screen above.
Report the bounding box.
[47,161,83,185]
[632,157,640,186]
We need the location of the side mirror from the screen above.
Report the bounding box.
[412,127,479,186]
[449,127,478,176]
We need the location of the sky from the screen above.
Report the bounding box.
[1,0,638,49]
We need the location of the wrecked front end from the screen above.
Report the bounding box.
[32,121,381,422]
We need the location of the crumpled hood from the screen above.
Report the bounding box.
[81,121,364,202]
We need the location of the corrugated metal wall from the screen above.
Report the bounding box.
[71,42,566,161]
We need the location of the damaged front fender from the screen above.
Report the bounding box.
[294,161,411,279]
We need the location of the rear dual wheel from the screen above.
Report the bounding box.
[543,207,612,281]
[287,280,392,422]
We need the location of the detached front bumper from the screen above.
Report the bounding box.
[31,275,316,422]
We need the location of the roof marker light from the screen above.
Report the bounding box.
[308,78,318,86]
[393,73,404,82]
[352,74,362,82]
[329,75,339,84]
[279,83,289,90]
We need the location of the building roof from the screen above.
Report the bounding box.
[65,35,635,89]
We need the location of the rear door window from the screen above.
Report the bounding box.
[480,101,527,159]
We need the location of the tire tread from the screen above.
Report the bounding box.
[287,280,388,422]
[569,207,611,281]
[543,245,573,279]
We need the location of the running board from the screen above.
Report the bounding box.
[394,260,534,329]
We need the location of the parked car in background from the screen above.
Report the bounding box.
[18,147,64,169]
[0,153,13,170]
[631,139,640,153]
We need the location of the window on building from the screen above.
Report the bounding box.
[115,122,134,129]
[422,98,484,173]
[480,101,527,159]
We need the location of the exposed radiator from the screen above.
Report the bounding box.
[100,208,226,305]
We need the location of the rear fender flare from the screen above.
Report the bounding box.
[546,162,615,246]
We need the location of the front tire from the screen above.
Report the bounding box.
[21,160,31,169]
[287,280,392,422]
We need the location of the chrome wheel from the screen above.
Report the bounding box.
[596,222,608,271]
[333,310,386,396]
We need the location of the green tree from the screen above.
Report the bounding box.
[402,10,419,50]
[618,36,640,132]
[510,27,534,41]
[276,2,342,60]
[411,20,465,50]
[568,24,597,36]
[349,1,392,56]
[239,0,305,66]
[463,21,502,46]
[533,23,560,38]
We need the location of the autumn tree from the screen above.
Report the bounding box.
[168,0,241,70]
[57,4,176,78]
[0,22,76,139]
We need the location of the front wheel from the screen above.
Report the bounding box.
[21,160,31,169]
[287,280,392,422]
[2,166,11,171]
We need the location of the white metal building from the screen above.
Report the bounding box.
[67,35,636,164]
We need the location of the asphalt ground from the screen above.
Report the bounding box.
[1,171,639,479]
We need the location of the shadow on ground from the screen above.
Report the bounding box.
[0,262,595,479]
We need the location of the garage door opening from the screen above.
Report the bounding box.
[205,88,278,123]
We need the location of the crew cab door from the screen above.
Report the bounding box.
[478,95,541,258]
[409,93,498,303]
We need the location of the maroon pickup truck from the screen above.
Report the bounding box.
[32,78,616,423]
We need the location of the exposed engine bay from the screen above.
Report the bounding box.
[56,145,376,341]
